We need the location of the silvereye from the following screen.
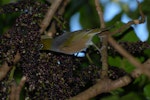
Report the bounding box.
[49,28,107,54]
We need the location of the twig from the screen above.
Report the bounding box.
[69,76,131,100]
[0,52,20,81]
[0,62,11,81]
[40,0,63,34]
[110,18,145,36]
[9,76,26,100]
[69,0,148,100]
[95,0,105,28]
[132,59,150,78]
[108,33,150,77]
[46,0,70,37]
[15,76,26,100]
[95,0,108,78]
[107,1,150,77]
[10,81,17,100]
[58,0,70,15]
[108,37,142,68]
[110,0,145,36]
[13,51,21,63]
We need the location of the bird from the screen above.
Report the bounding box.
[49,28,108,54]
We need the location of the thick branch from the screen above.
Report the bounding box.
[132,59,150,78]
[70,1,148,100]
[107,0,150,77]
[69,76,131,100]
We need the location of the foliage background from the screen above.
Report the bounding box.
[0,0,150,100]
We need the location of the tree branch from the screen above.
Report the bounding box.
[107,1,150,78]
[95,0,105,28]
[69,76,131,100]
[95,0,108,78]
[46,0,70,37]
[40,0,63,34]
[9,76,26,100]
[0,51,20,81]
[108,36,150,78]
[69,1,149,100]
[110,0,145,36]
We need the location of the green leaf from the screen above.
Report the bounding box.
[110,88,124,95]
[144,49,150,58]
[144,84,150,100]
[79,0,99,28]
[14,68,23,84]
[108,57,142,73]
[109,21,139,42]
[121,92,142,100]
[0,13,20,34]
[133,75,148,87]
[109,21,125,35]
[1,0,18,5]
[108,56,121,67]
[121,58,136,73]
[64,0,87,19]
[92,35,100,44]
[101,95,120,100]
[115,27,139,42]
[122,57,144,73]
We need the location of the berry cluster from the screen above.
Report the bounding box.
[0,0,148,99]
[108,41,150,56]
[0,1,101,99]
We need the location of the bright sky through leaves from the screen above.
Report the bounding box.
[70,0,148,42]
